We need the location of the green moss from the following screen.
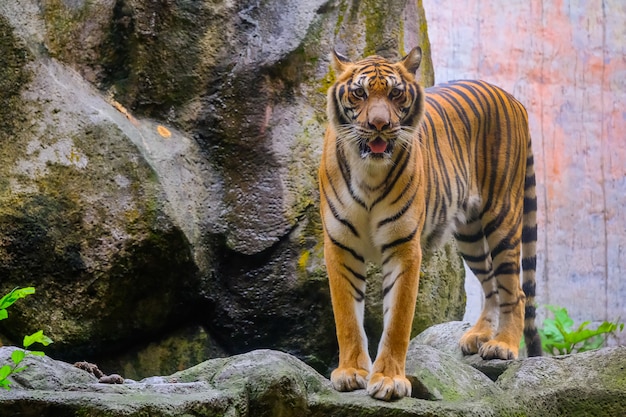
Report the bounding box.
[318,65,336,96]
[42,0,81,54]
[0,121,197,357]
[415,0,435,87]
[334,0,349,36]
[361,1,387,57]
[99,0,220,118]
[0,16,32,141]
[398,18,405,57]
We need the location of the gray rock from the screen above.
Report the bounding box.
[1,341,625,416]
[0,14,200,361]
[0,346,97,390]
[412,321,515,381]
[497,347,626,417]
[0,0,465,376]
[411,321,472,358]
[405,344,501,401]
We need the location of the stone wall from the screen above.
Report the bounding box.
[424,0,626,343]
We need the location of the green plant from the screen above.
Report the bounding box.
[0,287,53,390]
[539,305,624,356]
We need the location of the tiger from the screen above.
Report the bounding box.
[318,46,542,401]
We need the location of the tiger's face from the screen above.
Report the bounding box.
[327,47,425,161]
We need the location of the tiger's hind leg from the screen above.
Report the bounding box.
[456,220,499,355]
[477,210,526,360]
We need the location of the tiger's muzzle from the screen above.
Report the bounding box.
[359,137,394,159]
[359,98,397,159]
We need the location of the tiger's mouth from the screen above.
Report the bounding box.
[359,137,394,159]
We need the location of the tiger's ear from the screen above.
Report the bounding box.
[331,50,351,74]
[400,47,422,74]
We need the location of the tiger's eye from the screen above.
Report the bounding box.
[390,87,403,98]
[353,87,366,99]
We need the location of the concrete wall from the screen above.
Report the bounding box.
[423,0,626,344]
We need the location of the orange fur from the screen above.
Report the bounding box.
[319,48,540,401]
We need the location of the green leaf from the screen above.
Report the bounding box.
[551,306,574,330]
[0,365,11,380]
[578,336,604,352]
[595,321,617,333]
[23,330,53,348]
[575,321,592,332]
[0,287,35,310]
[29,351,45,357]
[0,309,7,321]
[11,350,25,365]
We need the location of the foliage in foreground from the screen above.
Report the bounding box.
[539,305,624,356]
[0,287,53,390]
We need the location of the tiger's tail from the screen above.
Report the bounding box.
[521,138,542,357]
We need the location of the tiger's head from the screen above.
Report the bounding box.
[327,47,425,162]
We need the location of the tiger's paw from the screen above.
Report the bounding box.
[366,372,412,401]
[330,367,369,392]
[459,324,493,355]
[478,339,518,360]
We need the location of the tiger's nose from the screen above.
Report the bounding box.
[367,102,391,131]
[368,116,390,131]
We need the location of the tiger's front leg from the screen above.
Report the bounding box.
[324,237,372,392]
[367,240,422,400]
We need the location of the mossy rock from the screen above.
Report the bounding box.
[0,0,462,376]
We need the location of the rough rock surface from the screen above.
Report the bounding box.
[0,0,465,377]
[1,322,625,417]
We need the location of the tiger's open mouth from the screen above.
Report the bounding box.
[359,137,394,159]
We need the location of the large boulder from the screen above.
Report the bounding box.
[0,12,200,360]
[0,0,465,376]
[1,323,625,416]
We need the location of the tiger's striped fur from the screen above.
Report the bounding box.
[318,47,541,401]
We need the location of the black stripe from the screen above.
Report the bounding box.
[522,280,536,298]
[389,173,415,205]
[490,237,519,262]
[329,235,365,263]
[343,264,366,282]
[377,191,416,228]
[500,298,521,308]
[423,105,454,202]
[522,225,537,243]
[370,147,412,209]
[483,209,507,239]
[485,290,498,299]
[497,284,514,295]
[468,267,491,276]
[454,230,484,243]
[521,256,537,272]
[480,273,494,284]
[383,278,398,297]
[325,165,344,206]
[333,85,351,125]
[523,197,537,213]
[344,275,365,302]
[462,252,490,263]
[321,182,360,237]
[337,146,368,210]
[494,261,520,276]
[381,227,418,253]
